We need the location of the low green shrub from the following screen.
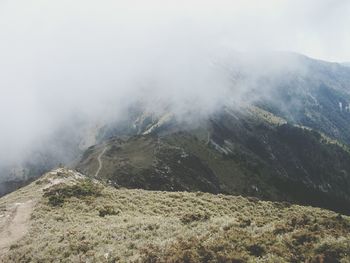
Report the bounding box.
[98,206,119,217]
[247,244,265,257]
[180,212,210,224]
[43,180,102,207]
[311,240,350,262]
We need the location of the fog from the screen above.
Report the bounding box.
[0,0,349,175]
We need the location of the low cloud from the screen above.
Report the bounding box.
[0,0,349,173]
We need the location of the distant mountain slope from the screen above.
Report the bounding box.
[77,106,350,214]
[91,53,350,146]
[3,52,350,212]
[235,54,350,145]
[1,169,349,262]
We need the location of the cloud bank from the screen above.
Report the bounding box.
[0,0,349,169]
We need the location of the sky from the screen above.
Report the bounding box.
[0,0,349,168]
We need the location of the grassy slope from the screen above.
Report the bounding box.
[1,169,349,263]
[77,107,350,214]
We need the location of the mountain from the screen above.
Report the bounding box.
[74,53,350,214]
[76,105,350,214]
[2,52,350,262]
[3,52,350,213]
[1,168,349,262]
[226,53,350,145]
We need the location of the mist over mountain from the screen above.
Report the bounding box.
[2,1,350,262]
[1,0,350,175]
[3,52,350,215]
[2,52,350,198]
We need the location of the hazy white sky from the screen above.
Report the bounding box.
[145,0,350,62]
[1,0,349,61]
[0,0,349,165]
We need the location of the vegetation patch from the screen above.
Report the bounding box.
[98,205,119,217]
[311,239,350,263]
[247,244,265,257]
[43,180,102,207]
[180,212,210,224]
[2,170,350,262]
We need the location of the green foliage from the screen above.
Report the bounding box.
[180,212,210,224]
[43,180,102,207]
[46,194,65,207]
[3,175,350,262]
[140,236,248,263]
[98,205,119,217]
[247,244,265,257]
[76,109,350,215]
[313,240,350,262]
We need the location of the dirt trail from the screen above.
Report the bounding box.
[0,200,35,255]
[94,146,108,178]
[0,173,67,258]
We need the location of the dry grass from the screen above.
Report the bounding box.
[1,169,349,262]
[247,106,287,126]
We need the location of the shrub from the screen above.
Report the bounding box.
[247,244,265,257]
[35,178,50,185]
[292,231,318,246]
[311,240,350,262]
[140,235,248,263]
[180,212,210,224]
[98,206,119,217]
[44,180,102,206]
[239,218,252,228]
[47,194,65,207]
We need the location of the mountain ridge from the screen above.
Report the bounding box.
[1,168,349,262]
[76,105,350,215]
[2,52,350,215]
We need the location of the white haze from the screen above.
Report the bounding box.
[0,0,349,169]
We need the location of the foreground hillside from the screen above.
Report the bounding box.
[1,169,349,262]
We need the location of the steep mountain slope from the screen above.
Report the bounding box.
[3,53,350,215]
[81,53,350,146]
[1,169,349,262]
[249,55,350,145]
[76,106,350,214]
